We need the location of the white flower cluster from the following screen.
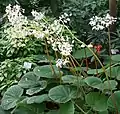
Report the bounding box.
[4,4,74,56]
[31,10,44,21]
[58,42,73,56]
[5,4,28,26]
[4,4,46,48]
[89,13,117,30]
[50,20,63,35]
[56,58,69,68]
[59,13,71,23]
[27,29,45,39]
[47,36,74,56]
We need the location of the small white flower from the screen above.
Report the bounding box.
[56,59,64,68]
[24,62,32,69]
[64,13,68,17]
[44,29,49,35]
[52,43,58,51]
[59,13,71,23]
[111,49,119,54]
[87,43,93,48]
[63,20,67,23]
[56,58,69,68]
[81,44,86,48]
[63,58,69,65]
[38,33,45,38]
[31,10,44,21]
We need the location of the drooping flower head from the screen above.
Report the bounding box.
[5,4,27,26]
[89,13,117,30]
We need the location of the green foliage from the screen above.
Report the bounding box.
[33,65,62,78]
[0,106,10,114]
[62,75,85,86]
[85,92,108,111]
[106,66,120,80]
[107,91,120,112]
[26,94,50,104]
[1,85,23,110]
[13,103,45,114]
[0,57,35,95]
[61,0,108,41]
[111,55,120,62]
[84,76,103,89]
[49,85,77,103]
[85,76,117,91]
[0,1,120,114]
[73,48,94,59]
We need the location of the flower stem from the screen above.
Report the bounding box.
[107,27,118,113]
[44,38,56,75]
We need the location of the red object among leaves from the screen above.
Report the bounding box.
[94,44,102,54]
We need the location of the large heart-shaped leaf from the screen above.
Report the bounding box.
[49,85,77,103]
[34,65,62,78]
[1,85,23,110]
[107,91,120,111]
[27,94,50,104]
[84,76,103,90]
[26,81,47,95]
[73,48,94,59]
[18,72,40,88]
[85,92,108,111]
[62,75,85,86]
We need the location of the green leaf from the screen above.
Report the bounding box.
[48,85,77,103]
[1,85,23,110]
[87,69,103,75]
[14,104,45,114]
[85,92,108,111]
[106,66,120,80]
[0,106,10,114]
[111,55,120,62]
[73,48,94,59]
[98,110,108,114]
[46,101,74,114]
[62,75,85,86]
[84,76,103,90]
[27,94,50,104]
[26,81,47,95]
[34,65,62,78]
[18,72,40,88]
[107,91,120,111]
[103,80,117,90]
[58,101,74,114]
